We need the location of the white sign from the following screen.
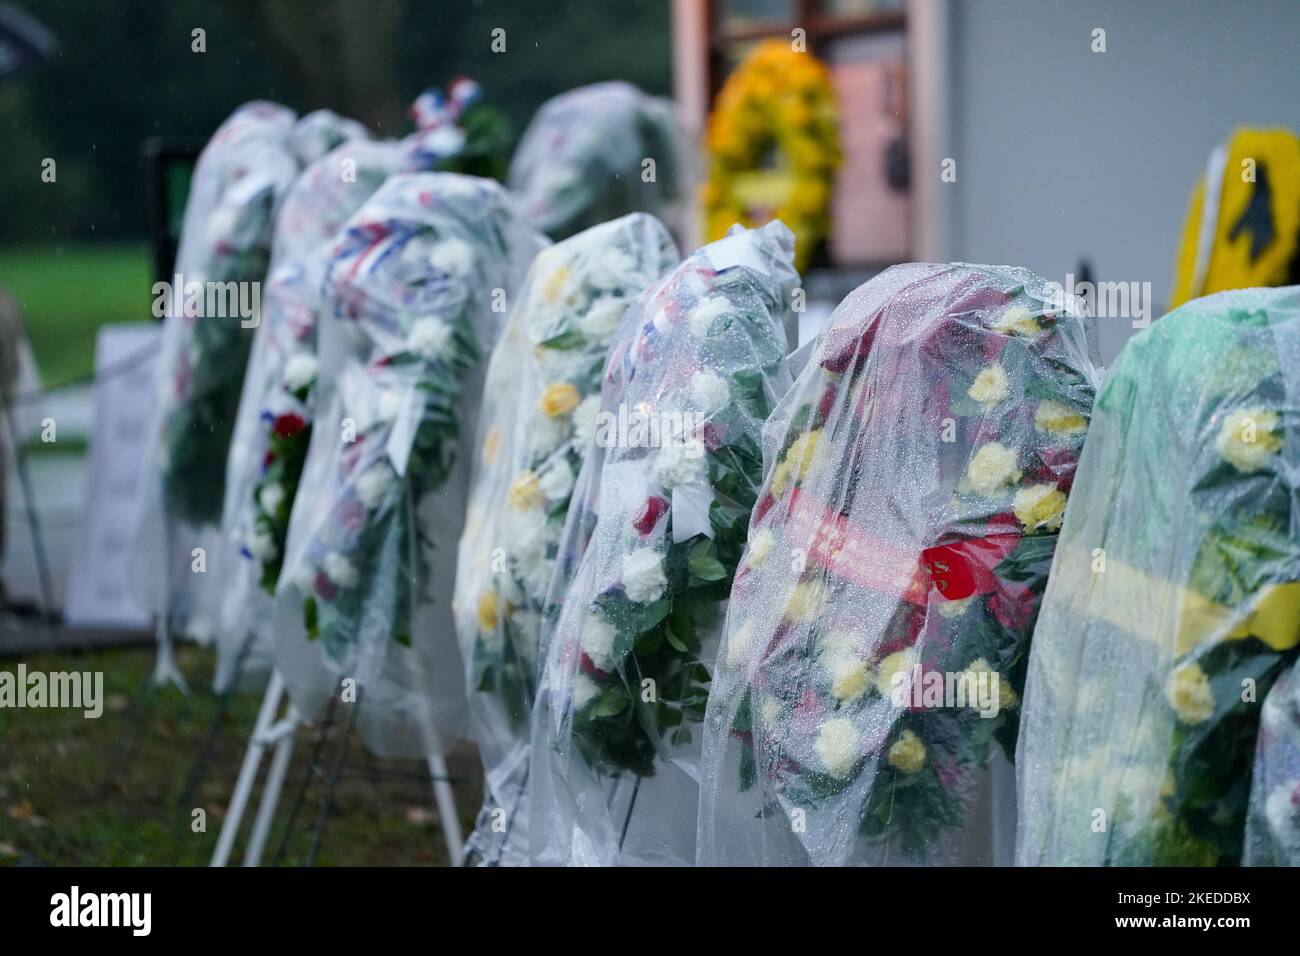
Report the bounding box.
[63,324,159,629]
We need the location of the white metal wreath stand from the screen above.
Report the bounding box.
[210,667,463,866]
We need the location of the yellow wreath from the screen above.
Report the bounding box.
[703,40,841,272]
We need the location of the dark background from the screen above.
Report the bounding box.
[0,0,672,242]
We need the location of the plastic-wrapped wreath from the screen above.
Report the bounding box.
[1244,662,1300,865]
[225,141,397,604]
[508,81,686,241]
[271,172,546,756]
[221,82,514,685]
[131,101,300,677]
[529,221,797,866]
[453,213,680,865]
[1017,286,1299,866]
[697,263,1101,866]
[155,102,300,528]
[288,108,370,167]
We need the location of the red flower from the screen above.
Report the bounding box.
[314,572,337,601]
[752,492,777,524]
[819,316,880,374]
[262,450,274,469]
[989,579,1038,633]
[700,422,725,452]
[1030,446,1079,492]
[815,383,837,424]
[579,653,609,680]
[339,498,366,533]
[273,413,306,438]
[632,496,669,535]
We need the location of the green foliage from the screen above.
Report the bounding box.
[0,243,150,384]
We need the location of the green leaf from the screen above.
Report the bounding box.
[303,596,319,640]
[592,692,630,718]
[688,539,727,581]
[538,329,588,350]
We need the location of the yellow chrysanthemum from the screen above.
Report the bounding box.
[1166,662,1215,725]
[784,578,827,622]
[539,382,581,418]
[1013,483,1068,531]
[541,264,571,304]
[1034,399,1087,435]
[874,647,916,698]
[991,305,1041,337]
[968,363,1009,407]
[507,471,544,510]
[887,729,927,774]
[1217,406,1282,473]
[482,426,502,465]
[966,442,1022,497]
[746,526,776,568]
[770,429,822,496]
[830,659,871,703]
[476,590,500,633]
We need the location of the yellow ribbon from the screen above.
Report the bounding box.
[1054,547,1300,656]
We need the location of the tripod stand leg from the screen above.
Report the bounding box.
[242,706,298,867]
[210,669,285,866]
[426,750,463,866]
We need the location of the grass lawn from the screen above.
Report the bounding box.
[0,642,481,866]
[0,243,152,386]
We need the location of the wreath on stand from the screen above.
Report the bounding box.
[703,39,841,271]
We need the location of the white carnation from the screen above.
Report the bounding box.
[581,613,618,671]
[291,561,316,595]
[572,395,602,449]
[377,388,404,422]
[324,552,359,588]
[538,458,575,501]
[282,351,318,391]
[407,317,452,358]
[622,548,666,604]
[588,247,635,290]
[248,527,278,562]
[258,482,285,515]
[429,237,477,278]
[688,296,733,338]
[355,463,395,509]
[691,370,730,413]
[1265,783,1300,840]
[419,124,467,159]
[654,434,707,489]
[531,412,571,457]
[206,205,239,244]
[578,297,627,338]
[572,673,601,709]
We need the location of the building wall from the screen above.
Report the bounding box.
[943,0,1300,363]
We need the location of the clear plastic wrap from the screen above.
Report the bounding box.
[1016,285,1300,866]
[218,83,514,692]
[508,81,686,241]
[529,221,798,866]
[1245,663,1300,865]
[289,108,370,167]
[130,101,299,681]
[452,213,680,865]
[697,263,1101,866]
[216,139,402,691]
[270,172,547,758]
